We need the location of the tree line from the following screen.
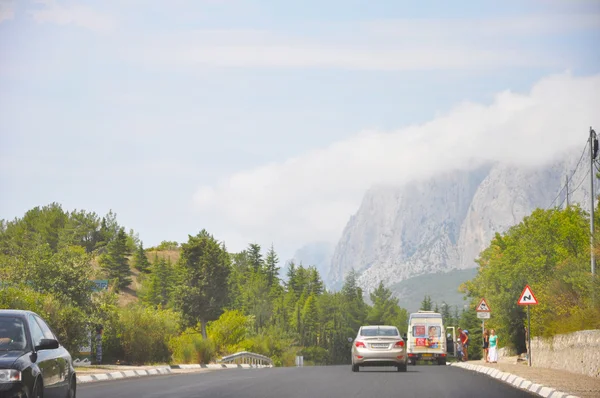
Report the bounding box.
[0,203,411,365]
[2,201,596,365]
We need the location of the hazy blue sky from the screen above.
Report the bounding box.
[1,0,600,261]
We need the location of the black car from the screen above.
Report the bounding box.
[0,310,76,398]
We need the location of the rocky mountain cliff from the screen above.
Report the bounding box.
[325,147,595,292]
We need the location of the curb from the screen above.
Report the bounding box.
[76,367,173,384]
[450,362,580,398]
[76,364,271,384]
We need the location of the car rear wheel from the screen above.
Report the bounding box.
[352,364,359,372]
[397,363,407,372]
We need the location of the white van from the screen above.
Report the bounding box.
[406,310,447,365]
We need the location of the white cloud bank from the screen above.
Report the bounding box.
[29,0,115,32]
[0,0,14,23]
[193,72,600,252]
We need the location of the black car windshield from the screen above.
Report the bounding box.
[0,317,27,351]
[360,327,399,337]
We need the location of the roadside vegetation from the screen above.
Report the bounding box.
[0,203,409,366]
[2,202,597,365]
[460,204,600,354]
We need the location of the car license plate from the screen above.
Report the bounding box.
[372,343,388,348]
[422,353,432,357]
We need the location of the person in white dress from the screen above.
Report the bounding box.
[487,329,498,363]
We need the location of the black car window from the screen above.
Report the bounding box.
[34,315,57,341]
[0,317,27,351]
[28,315,45,347]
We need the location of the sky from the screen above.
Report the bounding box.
[1,0,600,262]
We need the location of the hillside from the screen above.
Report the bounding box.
[389,268,478,314]
[93,249,181,306]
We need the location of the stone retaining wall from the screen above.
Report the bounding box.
[531,329,600,378]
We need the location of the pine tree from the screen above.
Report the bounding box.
[99,227,131,290]
[174,229,231,338]
[441,301,452,325]
[133,242,151,273]
[264,244,280,287]
[247,243,263,273]
[367,281,407,327]
[420,295,433,311]
[307,266,324,296]
[302,294,319,346]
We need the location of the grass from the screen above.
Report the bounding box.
[92,249,181,306]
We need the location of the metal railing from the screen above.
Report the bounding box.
[218,351,273,366]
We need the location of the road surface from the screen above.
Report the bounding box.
[78,365,535,398]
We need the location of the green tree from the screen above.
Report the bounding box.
[133,242,151,273]
[367,281,408,330]
[301,294,319,346]
[420,295,432,311]
[174,230,231,338]
[265,244,280,287]
[247,243,263,273]
[99,227,132,290]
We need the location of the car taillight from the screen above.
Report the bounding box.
[394,340,405,348]
[355,341,365,348]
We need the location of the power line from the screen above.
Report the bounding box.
[548,140,590,209]
[570,168,590,196]
[557,168,591,209]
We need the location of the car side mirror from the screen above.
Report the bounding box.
[36,338,59,351]
[402,334,407,341]
[347,337,353,343]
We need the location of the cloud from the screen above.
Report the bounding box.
[130,29,556,72]
[29,0,115,33]
[364,13,600,38]
[0,0,15,23]
[192,72,600,251]
[125,12,600,71]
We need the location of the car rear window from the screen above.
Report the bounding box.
[360,327,399,337]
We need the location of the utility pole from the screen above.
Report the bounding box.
[566,175,569,208]
[590,127,597,276]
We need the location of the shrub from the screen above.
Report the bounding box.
[116,304,181,365]
[169,328,216,364]
[0,286,89,354]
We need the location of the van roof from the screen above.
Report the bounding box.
[409,312,442,319]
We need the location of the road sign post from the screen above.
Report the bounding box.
[517,285,538,367]
[475,298,491,339]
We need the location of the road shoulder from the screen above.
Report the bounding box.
[451,360,600,398]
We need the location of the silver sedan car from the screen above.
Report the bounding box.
[351,325,408,372]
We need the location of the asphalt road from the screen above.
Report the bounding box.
[78,365,536,398]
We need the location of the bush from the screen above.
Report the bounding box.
[300,346,329,365]
[0,286,89,354]
[207,310,252,354]
[115,304,181,365]
[169,328,216,364]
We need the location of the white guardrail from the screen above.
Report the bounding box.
[218,351,273,366]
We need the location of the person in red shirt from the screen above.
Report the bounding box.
[458,327,469,361]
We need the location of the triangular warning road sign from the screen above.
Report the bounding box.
[518,285,538,305]
[476,298,491,312]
